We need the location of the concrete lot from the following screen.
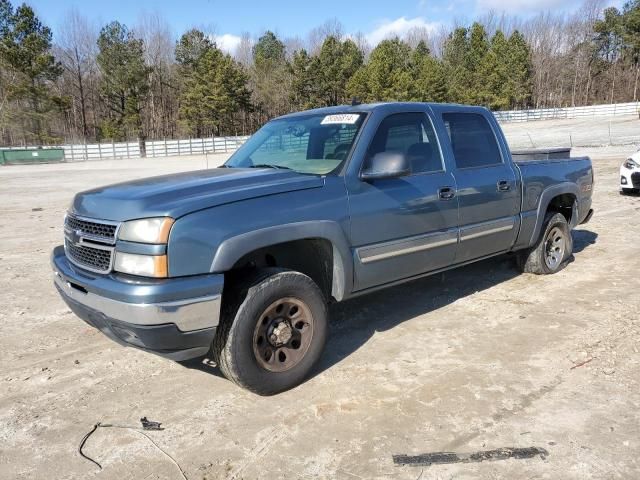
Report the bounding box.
[1,126,639,479]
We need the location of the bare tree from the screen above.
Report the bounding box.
[307,18,344,54]
[56,8,97,140]
[235,32,254,66]
[136,11,177,139]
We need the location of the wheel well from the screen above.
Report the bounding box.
[225,238,334,301]
[546,193,576,223]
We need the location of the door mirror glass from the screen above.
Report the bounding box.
[360,152,411,181]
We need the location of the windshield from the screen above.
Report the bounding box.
[225,112,366,175]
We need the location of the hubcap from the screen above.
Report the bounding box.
[544,226,566,270]
[252,297,314,372]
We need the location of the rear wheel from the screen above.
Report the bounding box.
[213,268,327,395]
[517,212,572,275]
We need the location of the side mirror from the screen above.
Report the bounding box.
[360,152,412,181]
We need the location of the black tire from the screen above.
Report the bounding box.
[213,268,327,395]
[516,212,573,275]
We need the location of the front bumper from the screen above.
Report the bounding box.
[51,246,223,361]
[620,167,640,189]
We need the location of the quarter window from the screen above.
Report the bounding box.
[443,113,503,169]
[364,113,443,174]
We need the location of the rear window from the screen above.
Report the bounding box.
[443,113,502,169]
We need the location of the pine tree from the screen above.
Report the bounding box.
[467,22,490,104]
[442,27,471,103]
[0,1,62,143]
[339,39,364,102]
[506,31,533,109]
[251,31,290,119]
[478,30,510,109]
[348,38,413,102]
[290,48,316,109]
[411,40,448,102]
[177,32,250,136]
[315,36,363,106]
[97,21,151,154]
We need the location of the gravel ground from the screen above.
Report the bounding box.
[0,123,639,479]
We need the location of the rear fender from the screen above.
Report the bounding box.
[523,182,580,248]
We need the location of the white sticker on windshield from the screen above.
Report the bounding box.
[321,114,360,125]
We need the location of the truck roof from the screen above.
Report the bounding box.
[276,102,489,120]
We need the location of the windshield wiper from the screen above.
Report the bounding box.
[250,164,292,170]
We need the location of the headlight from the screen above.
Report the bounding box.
[118,217,174,244]
[114,252,168,278]
[624,158,639,169]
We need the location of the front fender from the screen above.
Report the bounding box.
[210,221,353,301]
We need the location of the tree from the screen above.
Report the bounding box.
[290,48,316,109]
[56,8,97,140]
[96,21,150,154]
[442,27,471,103]
[0,0,62,144]
[412,41,448,102]
[478,30,510,109]
[137,12,177,139]
[467,23,490,103]
[314,36,363,106]
[252,31,286,68]
[506,31,533,109]
[177,31,250,136]
[250,31,290,120]
[348,38,413,102]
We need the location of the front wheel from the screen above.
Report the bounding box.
[213,268,327,395]
[517,212,573,275]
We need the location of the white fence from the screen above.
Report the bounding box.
[1,135,250,162]
[2,101,640,161]
[493,101,640,123]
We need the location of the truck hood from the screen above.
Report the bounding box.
[70,168,324,221]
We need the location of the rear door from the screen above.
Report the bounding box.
[346,110,459,291]
[440,111,521,263]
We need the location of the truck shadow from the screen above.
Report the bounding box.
[180,229,598,383]
[314,228,598,378]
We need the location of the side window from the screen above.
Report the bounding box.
[365,113,443,174]
[442,113,503,169]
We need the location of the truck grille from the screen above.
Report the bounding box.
[65,214,117,243]
[64,214,119,273]
[65,240,113,273]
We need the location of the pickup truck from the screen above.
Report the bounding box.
[52,103,594,395]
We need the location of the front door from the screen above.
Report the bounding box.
[347,111,459,291]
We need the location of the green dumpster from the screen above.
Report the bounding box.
[0,148,65,165]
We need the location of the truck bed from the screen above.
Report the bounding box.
[511,147,574,162]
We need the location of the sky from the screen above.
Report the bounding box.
[26,0,623,53]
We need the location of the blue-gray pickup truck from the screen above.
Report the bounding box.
[52,103,594,394]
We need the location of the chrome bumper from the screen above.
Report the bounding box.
[51,246,223,332]
[53,270,220,331]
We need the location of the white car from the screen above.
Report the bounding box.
[621,150,640,194]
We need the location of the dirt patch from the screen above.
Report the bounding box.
[0,146,639,479]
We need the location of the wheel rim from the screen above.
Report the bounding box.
[544,226,566,270]
[252,297,314,372]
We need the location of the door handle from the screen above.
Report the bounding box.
[438,186,456,200]
[497,180,511,192]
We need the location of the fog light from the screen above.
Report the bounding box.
[621,176,628,185]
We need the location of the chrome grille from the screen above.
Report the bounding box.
[65,240,113,273]
[65,214,117,243]
[64,213,119,273]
